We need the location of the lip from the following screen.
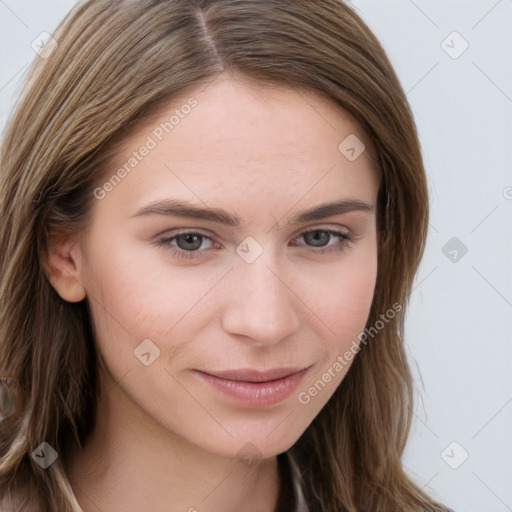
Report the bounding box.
[204,367,308,382]
[194,366,310,407]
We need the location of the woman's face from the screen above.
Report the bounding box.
[65,76,379,460]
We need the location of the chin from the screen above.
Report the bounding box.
[189,419,308,462]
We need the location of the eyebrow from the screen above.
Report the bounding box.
[131,198,375,226]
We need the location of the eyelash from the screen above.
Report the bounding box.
[155,229,353,260]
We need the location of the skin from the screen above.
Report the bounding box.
[49,74,380,512]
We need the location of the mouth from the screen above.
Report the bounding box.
[193,366,312,407]
[200,367,310,382]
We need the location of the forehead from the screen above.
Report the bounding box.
[93,76,380,220]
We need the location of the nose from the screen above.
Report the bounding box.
[220,249,302,346]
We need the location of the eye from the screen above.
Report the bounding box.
[292,229,353,254]
[156,231,218,259]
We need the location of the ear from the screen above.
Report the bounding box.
[44,235,86,303]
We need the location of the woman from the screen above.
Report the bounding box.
[0,1,453,510]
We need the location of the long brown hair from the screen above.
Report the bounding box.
[0,1,449,510]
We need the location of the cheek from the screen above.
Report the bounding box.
[299,244,378,343]
[81,232,191,334]
[295,252,377,406]
[328,260,377,335]
[81,236,226,381]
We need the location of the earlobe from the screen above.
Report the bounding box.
[48,269,86,303]
[45,238,87,303]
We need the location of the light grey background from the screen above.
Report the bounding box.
[1,1,511,511]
